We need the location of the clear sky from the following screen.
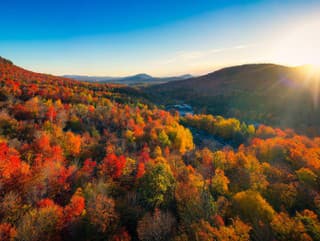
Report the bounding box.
[1,0,320,76]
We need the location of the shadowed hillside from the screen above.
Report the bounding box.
[145,64,320,134]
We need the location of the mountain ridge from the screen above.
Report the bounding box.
[63,73,193,85]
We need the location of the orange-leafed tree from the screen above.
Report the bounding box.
[0,223,17,241]
[0,142,30,191]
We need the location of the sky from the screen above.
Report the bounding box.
[0,0,320,76]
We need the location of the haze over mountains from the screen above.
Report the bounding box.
[63,73,193,85]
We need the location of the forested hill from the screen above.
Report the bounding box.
[1,57,320,241]
[0,57,150,106]
[144,63,320,134]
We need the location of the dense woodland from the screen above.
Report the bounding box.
[1,57,320,241]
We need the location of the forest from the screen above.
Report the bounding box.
[1,57,320,241]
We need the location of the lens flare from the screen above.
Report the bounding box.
[302,65,320,108]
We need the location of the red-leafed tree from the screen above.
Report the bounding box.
[46,106,57,122]
[99,153,126,179]
[63,189,85,224]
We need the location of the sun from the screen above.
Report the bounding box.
[303,65,320,78]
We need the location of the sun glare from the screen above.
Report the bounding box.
[302,64,320,108]
[304,65,320,76]
[271,16,320,68]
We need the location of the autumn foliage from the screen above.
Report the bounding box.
[1,58,320,240]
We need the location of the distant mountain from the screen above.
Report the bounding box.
[63,73,193,85]
[145,63,320,133]
[62,75,119,82]
[116,73,154,84]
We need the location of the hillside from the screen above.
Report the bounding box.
[0,57,151,105]
[1,57,320,241]
[145,64,320,133]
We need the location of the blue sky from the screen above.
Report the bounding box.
[1,0,320,76]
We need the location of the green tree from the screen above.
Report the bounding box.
[138,163,175,209]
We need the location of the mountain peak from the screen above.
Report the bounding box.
[130,73,153,80]
[133,73,153,78]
